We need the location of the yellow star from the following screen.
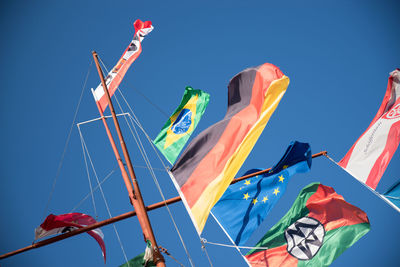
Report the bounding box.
[262,196,268,203]
[244,180,251,185]
[282,165,289,169]
[243,193,250,200]
[273,188,280,196]
[252,198,258,205]
[278,175,285,183]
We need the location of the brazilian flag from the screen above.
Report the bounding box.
[153,86,210,164]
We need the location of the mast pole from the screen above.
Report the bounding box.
[92,51,165,266]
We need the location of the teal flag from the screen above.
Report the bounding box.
[153,86,209,164]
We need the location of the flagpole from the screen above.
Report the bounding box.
[92,51,165,266]
[0,151,327,260]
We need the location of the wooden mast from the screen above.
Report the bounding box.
[92,51,165,266]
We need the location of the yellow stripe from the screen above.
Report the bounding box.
[191,76,290,233]
[164,94,199,149]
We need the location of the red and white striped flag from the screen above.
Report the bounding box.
[92,19,153,113]
[339,69,400,189]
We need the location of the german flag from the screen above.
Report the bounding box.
[245,183,370,267]
[170,63,289,234]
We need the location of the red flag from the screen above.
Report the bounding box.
[35,213,106,262]
[339,69,400,189]
[92,19,153,113]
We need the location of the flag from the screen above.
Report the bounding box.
[382,179,400,212]
[245,183,370,267]
[170,63,289,234]
[119,253,156,267]
[119,240,156,267]
[339,69,400,189]
[35,213,106,262]
[92,19,153,113]
[153,86,210,164]
[211,141,311,246]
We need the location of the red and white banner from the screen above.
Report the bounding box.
[35,213,106,262]
[92,19,153,113]
[339,69,400,189]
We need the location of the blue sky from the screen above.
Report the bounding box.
[1,1,399,266]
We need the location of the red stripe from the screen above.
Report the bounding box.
[245,245,298,267]
[181,66,283,208]
[306,184,369,232]
[365,118,400,189]
[339,74,394,168]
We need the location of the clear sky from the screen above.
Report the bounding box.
[0,1,399,266]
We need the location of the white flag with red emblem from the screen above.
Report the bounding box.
[92,19,153,113]
[339,69,400,189]
[35,213,106,262]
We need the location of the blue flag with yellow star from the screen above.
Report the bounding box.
[211,141,312,246]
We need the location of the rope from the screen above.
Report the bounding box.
[77,126,98,218]
[98,56,170,118]
[200,238,214,267]
[42,59,93,220]
[79,127,130,264]
[323,153,400,213]
[200,238,269,250]
[70,167,117,213]
[159,246,185,267]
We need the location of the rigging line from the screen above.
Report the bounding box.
[200,238,269,250]
[114,90,195,267]
[117,89,171,170]
[70,167,117,213]
[42,59,93,220]
[200,239,214,267]
[77,125,98,218]
[98,56,170,118]
[323,154,400,213]
[80,132,129,264]
[159,247,185,267]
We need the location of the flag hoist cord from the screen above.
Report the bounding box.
[324,154,400,213]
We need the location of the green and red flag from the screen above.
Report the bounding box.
[245,183,370,267]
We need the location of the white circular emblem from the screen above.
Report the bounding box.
[384,103,400,119]
[284,217,325,260]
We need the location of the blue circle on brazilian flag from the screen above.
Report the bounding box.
[171,109,192,134]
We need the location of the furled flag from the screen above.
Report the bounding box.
[35,213,106,262]
[339,69,400,189]
[245,183,370,267]
[382,179,400,212]
[153,86,210,164]
[92,19,153,113]
[170,63,289,234]
[119,241,156,267]
[211,141,312,246]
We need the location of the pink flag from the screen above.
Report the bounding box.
[92,19,153,113]
[339,69,400,189]
[35,213,106,262]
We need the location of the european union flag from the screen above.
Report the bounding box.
[211,141,312,246]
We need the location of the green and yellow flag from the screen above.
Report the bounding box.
[153,86,210,164]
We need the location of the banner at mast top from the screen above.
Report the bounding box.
[92,20,153,113]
